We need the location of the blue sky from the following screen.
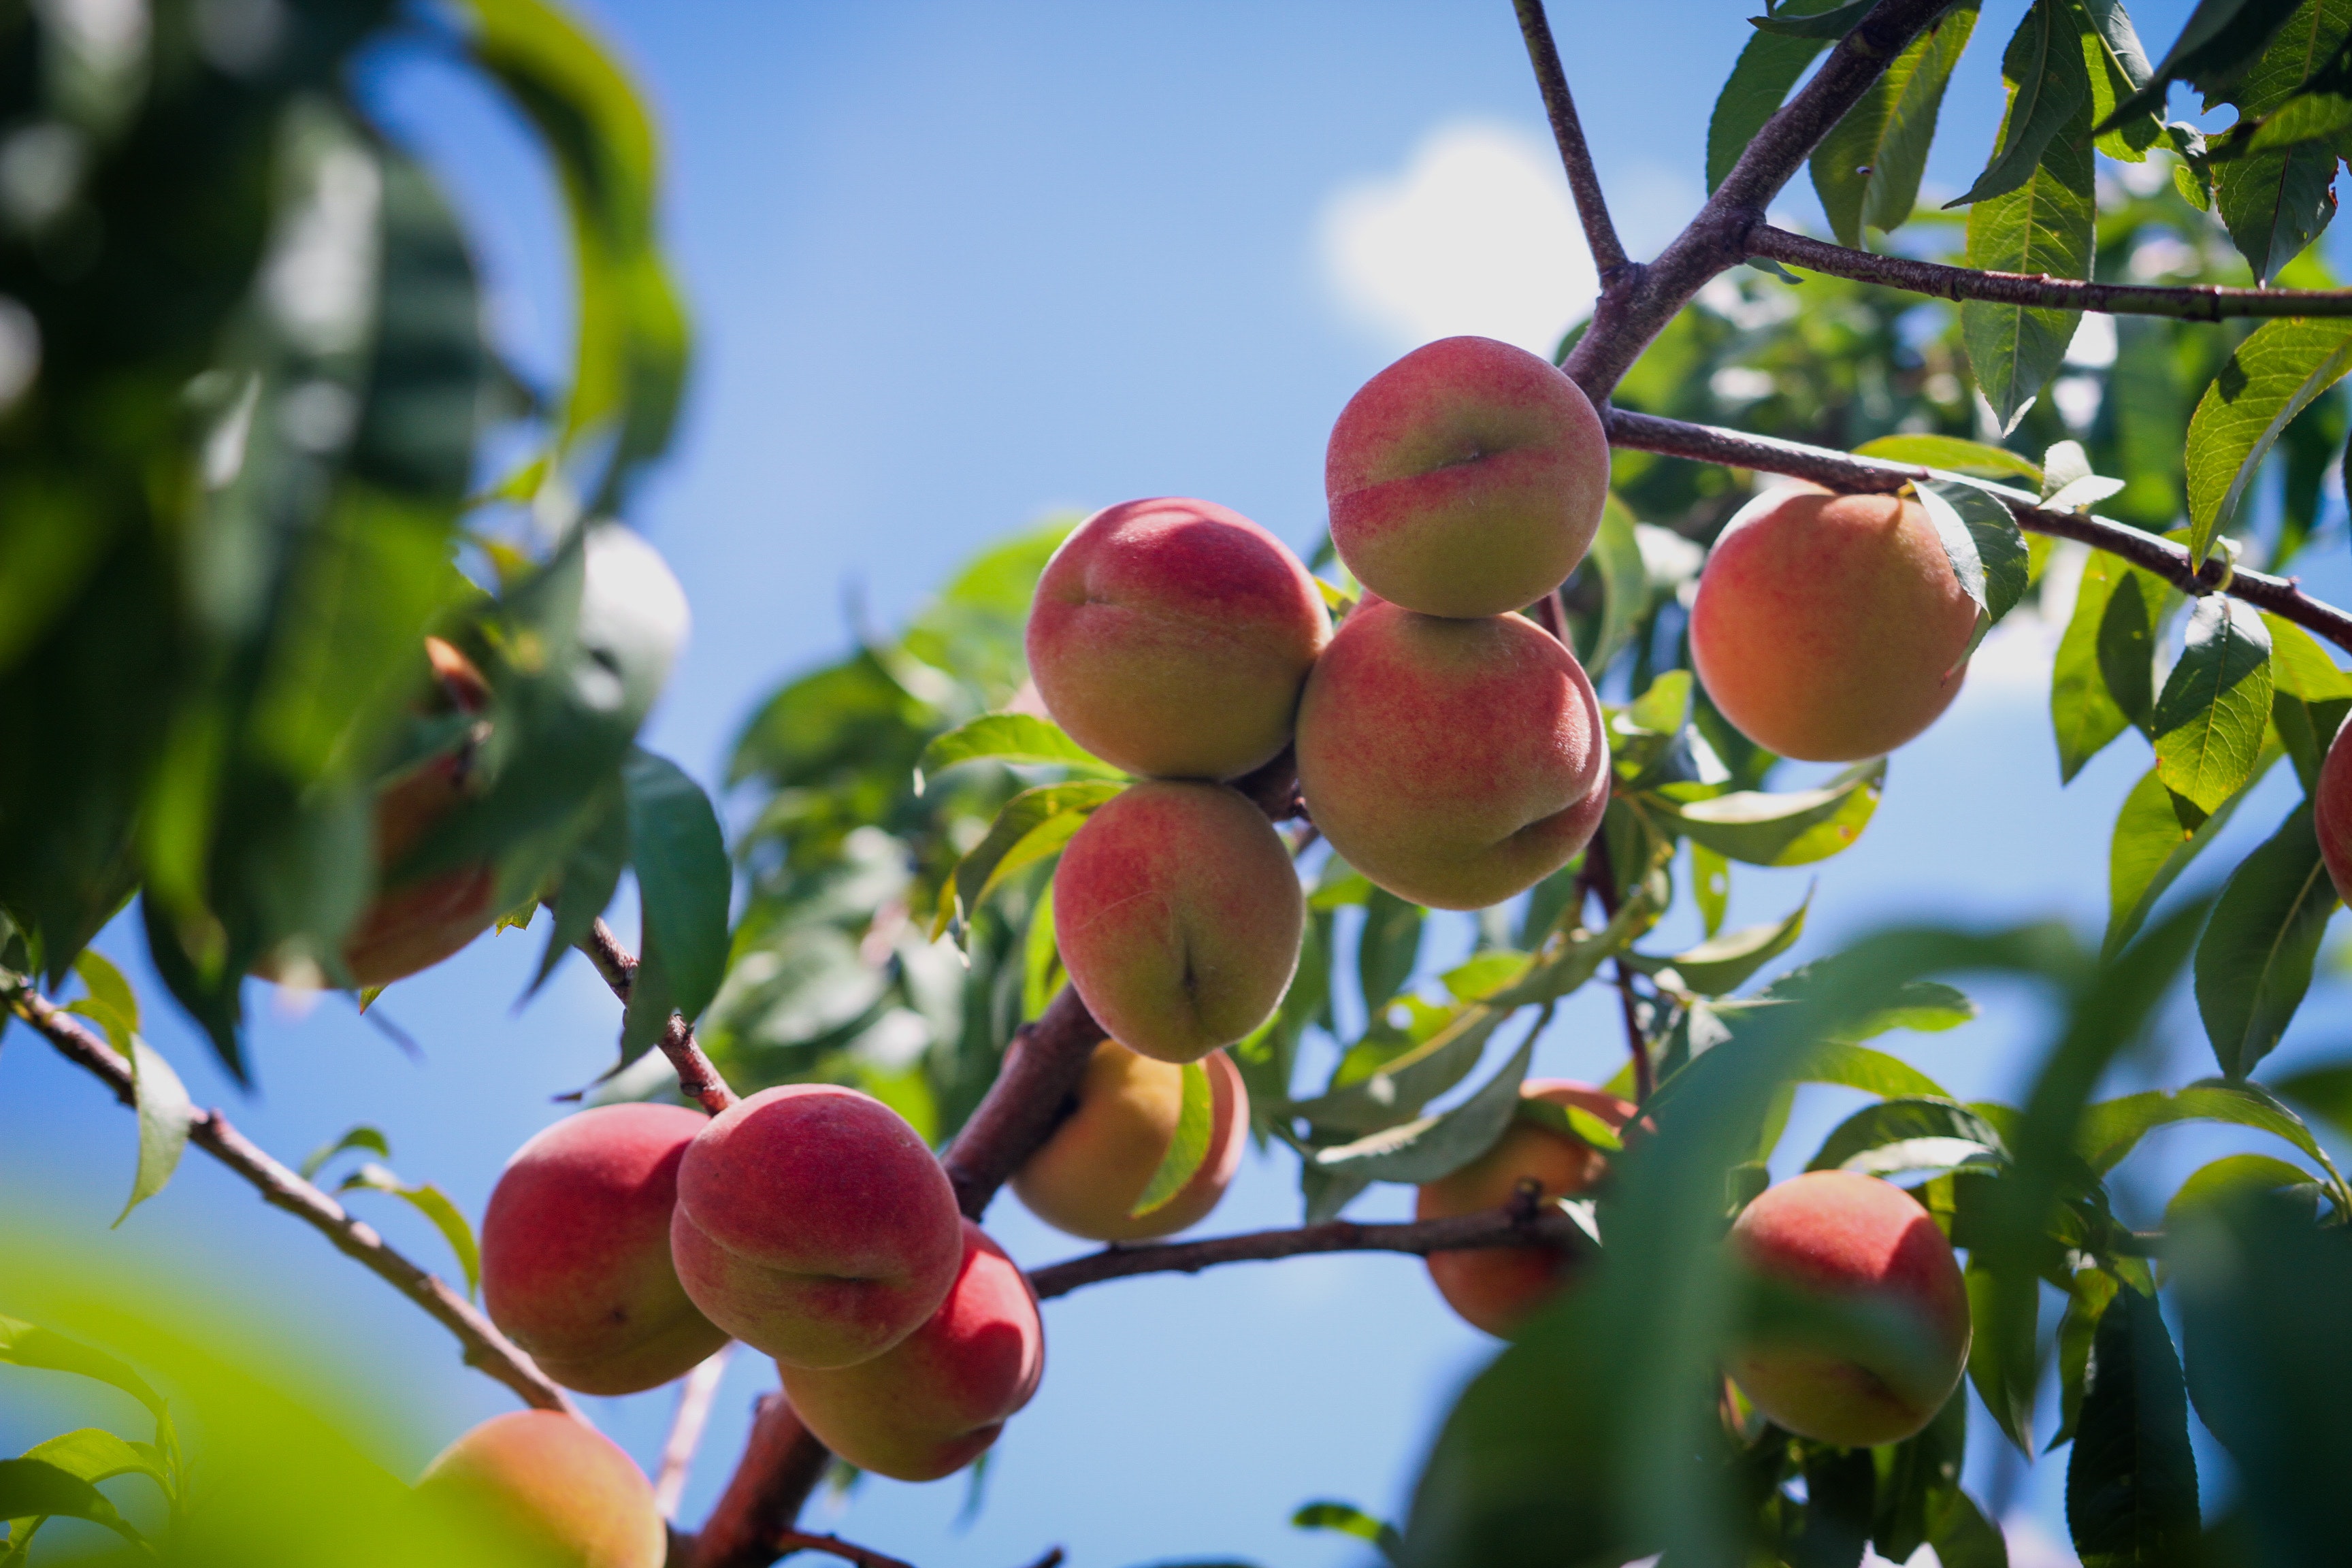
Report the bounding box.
[14,3,2352,1565]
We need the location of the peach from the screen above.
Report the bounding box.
[1294,598,1608,910]
[1052,781,1304,1063]
[1722,1170,1971,1448]
[670,1085,964,1369]
[1325,335,1610,619]
[1415,1080,1633,1336]
[414,1411,663,1568]
[2317,717,2352,902]
[1689,485,1978,762]
[1026,497,1331,780]
[1011,1042,1250,1241]
[480,1104,728,1396]
[779,1220,1044,1483]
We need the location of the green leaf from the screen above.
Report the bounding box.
[2076,0,2164,158]
[298,1124,393,1183]
[0,1318,165,1416]
[1516,1096,1626,1154]
[1708,0,1848,189]
[1969,1258,2041,1453]
[530,772,629,995]
[1852,433,2044,482]
[1929,1490,2010,1568]
[2152,597,2274,814]
[340,1164,483,1298]
[1801,1040,1953,1100]
[2185,319,2352,560]
[1577,495,1647,674]
[1358,888,1426,1015]
[1646,758,1886,866]
[1754,956,1980,1039]
[1022,881,1066,1021]
[1484,883,1656,1008]
[1690,843,1729,938]
[70,950,139,1036]
[2101,0,2308,127]
[2208,0,2352,282]
[2052,1266,2121,1450]
[2104,755,2276,960]
[1811,6,1976,245]
[2273,1061,2352,1143]
[1808,1097,2010,1177]
[18,1429,167,1496]
[2053,553,2166,783]
[1874,1384,1970,1563]
[914,714,1108,791]
[1441,949,1533,1003]
[2164,1152,2320,1226]
[2065,1285,2200,1567]
[1917,478,2032,644]
[1307,1017,1541,1184]
[1624,887,1808,996]
[1950,0,2095,210]
[2238,87,2352,153]
[2263,611,2352,700]
[1292,1500,1404,1563]
[1130,1060,1215,1219]
[1288,1004,1509,1135]
[2195,801,2337,1079]
[621,748,732,1025]
[0,1460,137,1544]
[2076,1079,2342,1181]
[945,781,1124,935]
[1960,19,2096,433]
[112,1036,194,1228]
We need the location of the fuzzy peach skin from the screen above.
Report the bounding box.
[1052,781,1305,1064]
[1689,485,1979,763]
[1415,1080,1633,1336]
[480,1104,728,1396]
[2317,717,2352,902]
[670,1085,964,1369]
[1026,497,1331,780]
[1011,1041,1249,1241]
[779,1220,1045,1483]
[1723,1170,1972,1448]
[1294,598,1609,910]
[1326,336,1610,619]
[414,1411,664,1568]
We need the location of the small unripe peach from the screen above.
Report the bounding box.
[1295,598,1608,910]
[1012,1042,1249,1241]
[1026,497,1331,780]
[670,1085,964,1369]
[1326,336,1611,619]
[414,1411,663,1568]
[1723,1170,1971,1448]
[1054,781,1304,1063]
[779,1220,1045,1482]
[481,1104,728,1396]
[2317,717,2352,902]
[1414,1080,1631,1336]
[1690,485,1978,762]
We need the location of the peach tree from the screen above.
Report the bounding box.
[10,1,2352,1566]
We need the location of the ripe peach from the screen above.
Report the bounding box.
[1415,1080,1633,1336]
[1026,497,1331,780]
[414,1411,663,1568]
[1011,1041,1250,1241]
[1325,335,1610,619]
[481,1104,728,1396]
[1722,1170,1971,1448]
[1052,781,1304,1064]
[670,1085,964,1369]
[1294,597,1608,910]
[2317,718,2352,902]
[1689,485,1978,762]
[779,1220,1045,1483]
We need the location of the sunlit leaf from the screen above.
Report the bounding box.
[340,1163,483,1298]
[2152,597,2273,814]
[1129,1060,1214,1219]
[1811,6,1976,245]
[1646,759,1885,866]
[2185,318,2352,560]
[2196,801,2336,1080]
[1852,433,2044,482]
[1708,0,1848,189]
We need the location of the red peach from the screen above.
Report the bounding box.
[1011,1041,1249,1241]
[1723,1170,1972,1447]
[481,1104,728,1396]
[1053,781,1305,1063]
[1326,335,1610,619]
[2317,716,2352,902]
[1026,497,1331,780]
[1414,1080,1632,1336]
[670,1085,964,1369]
[1294,598,1609,910]
[779,1220,1045,1482]
[1689,485,1978,762]
[414,1411,663,1568]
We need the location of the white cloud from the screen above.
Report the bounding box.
[1318,120,1599,357]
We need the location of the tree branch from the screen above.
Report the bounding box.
[1746,223,2352,319]
[1513,0,1631,280]
[686,1394,836,1568]
[7,987,579,1417]
[1025,1205,1590,1301]
[1603,408,2352,655]
[1561,0,1955,399]
[578,918,740,1117]
[938,984,1107,1221]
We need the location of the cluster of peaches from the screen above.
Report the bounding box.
[409,336,1991,1559]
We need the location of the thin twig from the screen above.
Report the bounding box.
[770,1532,916,1568]
[8,987,578,1416]
[1748,224,2352,319]
[578,917,739,1116]
[655,1344,735,1519]
[1513,0,1631,280]
[1603,408,2352,655]
[1025,1205,1590,1300]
